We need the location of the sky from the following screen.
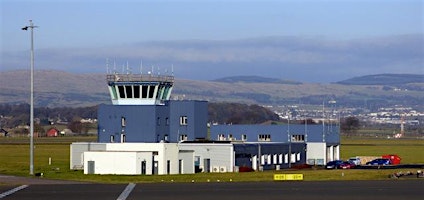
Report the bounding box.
[1,0,423,82]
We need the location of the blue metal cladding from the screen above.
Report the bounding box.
[210,124,340,144]
[169,100,208,141]
[98,104,161,142]
[97,101,208,143]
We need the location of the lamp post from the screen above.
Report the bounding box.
[22,20,38,175]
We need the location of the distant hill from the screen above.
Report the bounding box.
[213,76,302,85]
[337,74,424,85]
[0,70,423,110]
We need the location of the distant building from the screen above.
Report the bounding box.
[46,127,60,137]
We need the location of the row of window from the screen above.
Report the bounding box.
[256,153,301,165]
[217,134,306,142]
[110,134,188,143]
[110,134,126,143]
[121,116,188,127]
[111,85,171,100]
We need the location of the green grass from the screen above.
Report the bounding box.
[340,137,424,163]
[0,136,423,184]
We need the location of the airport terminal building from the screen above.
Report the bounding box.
[70,72,340,175]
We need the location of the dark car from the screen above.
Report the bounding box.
[366,158,391,166]
[325,160,345,169]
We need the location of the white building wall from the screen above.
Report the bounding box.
[70,142,106,170]
[83,151,152,175]
[179,143,234,173]
[333,145,340,160]
[306,142,326,165]
[105,143,179,175]
[178,151,195,174]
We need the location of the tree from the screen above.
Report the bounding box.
[68,121,82,134]
[341,116,360,137]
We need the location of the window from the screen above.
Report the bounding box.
[142,86,148,98]
[157,117,160,126]
[165,117,169,125]
[258,134,271,142]
[217,134,225,141]
[291,134,305,142]
[164,134,169,141]
[241,134,247,141]
[120,133,126,143]
[228,134,234,141]
[121,117,126,127]
[180,116,188,125]
[125,85,133,98]
[179,134,188,141]
[148,86,155,98]
[133,85,140,98]
[110,135,115,143]
[118,86,125,98]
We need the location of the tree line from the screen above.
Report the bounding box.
[0,102,279,129]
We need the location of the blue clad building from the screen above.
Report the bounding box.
[211,124,340,144]
[98,100,207,143]
[97,73,207,143]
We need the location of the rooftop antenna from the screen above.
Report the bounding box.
[113,59,116,74]
[126,61,131,74]
[140,59,143,74]
[106,58,110,74]
[158,66,160,75]
[171,64,174,76]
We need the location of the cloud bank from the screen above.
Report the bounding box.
[1,34,423,82]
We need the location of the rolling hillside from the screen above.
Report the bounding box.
[0,70,423,110]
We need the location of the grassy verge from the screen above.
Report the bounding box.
[0,137,423,183]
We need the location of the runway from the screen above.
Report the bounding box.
[1,180,423,200]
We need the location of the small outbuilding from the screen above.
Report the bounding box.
[46,128,60,137]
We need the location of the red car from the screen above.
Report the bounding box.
[339,161,355,169]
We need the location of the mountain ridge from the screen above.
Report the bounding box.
[0,70,423,109]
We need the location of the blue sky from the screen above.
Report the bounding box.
[1,0,423,82]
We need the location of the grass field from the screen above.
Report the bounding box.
[0,136,423,183]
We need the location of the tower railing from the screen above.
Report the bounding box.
[107,74,174,83]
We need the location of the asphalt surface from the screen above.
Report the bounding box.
[1,178,423,200]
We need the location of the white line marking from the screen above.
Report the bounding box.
[117,183,136,200]
[0,185,28,199]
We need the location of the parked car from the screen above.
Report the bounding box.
[325,160,345,169]
[339,161,356,169]
[366,158,391,166]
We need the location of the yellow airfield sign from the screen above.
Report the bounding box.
[273,174,304,181]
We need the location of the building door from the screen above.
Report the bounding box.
[153,161,158,175]
[178,159,183,174]
[167,160,171,174]
[141,161,146,175]
[87,161,95,174]
[204,159,210,173]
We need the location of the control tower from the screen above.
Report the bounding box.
[106,73,174,105]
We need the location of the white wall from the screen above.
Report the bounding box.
[178,151,195,174]
[70,143,106,170]
[179,143,234,172]
[306,142,326,165]
[84,151,152,175]
[105,143,179,175]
